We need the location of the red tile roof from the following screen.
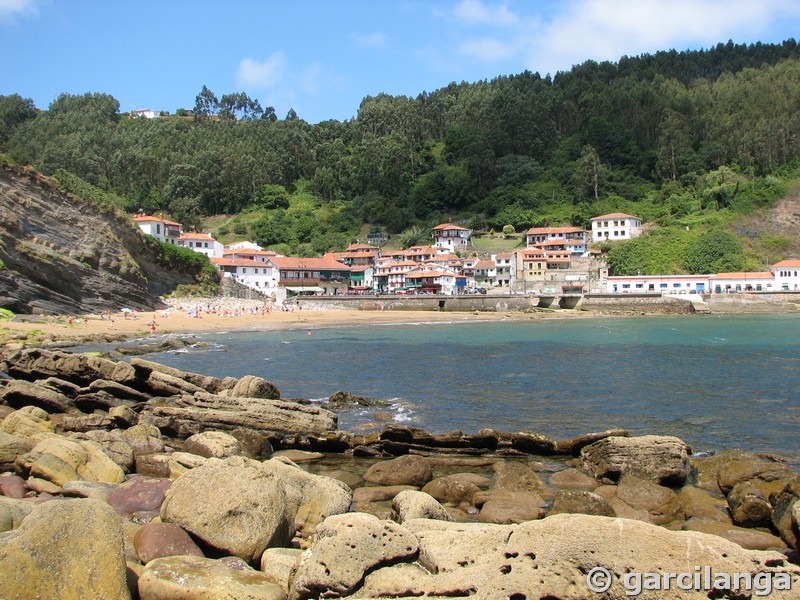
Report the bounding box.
[269,257,350,271]
[432,223,470,231]
[591,213,640,220]
[771,260,800,268]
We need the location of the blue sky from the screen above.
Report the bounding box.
[2,0,800,124]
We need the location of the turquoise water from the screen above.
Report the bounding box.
[124,314,800,459]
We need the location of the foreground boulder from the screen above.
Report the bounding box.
[348,514,800,599]
[160,456,292,563]
[16,436,126,487]
[138,554,283,600]
[0,498,130,600]
[580,434,690,485]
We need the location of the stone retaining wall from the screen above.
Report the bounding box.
[578,294,695,315]
[295,295,537,312]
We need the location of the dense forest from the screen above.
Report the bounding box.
[2,39,800,275]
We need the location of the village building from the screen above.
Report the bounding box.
[605,274,712,294]
[770,259,800,291]
[432,223,472,253]
[133,214,181,244]
[349,265,375,293]
[176,232,224,258]
[374,260,417,293]
[590,213,643,242]
[526,227,588,254]
[224,240,263,252]
[209,257,279,290]
[325,243,381,267]
[405,268,468,295]
[266,256,351,296]
[223,248,279,263]
[710,272,775,293]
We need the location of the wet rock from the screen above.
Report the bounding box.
[353,485,417,503]
[549,489,615,517]
[421,476,481,506]
[364,454,432,487]
[728,480,773,528]
[138,555,284,600]
[613,474,681,525]
[392,490,453,523]
[0,474,26,498]
[580,434,690,485]
[227,375,280,400]
[549,467,598,490]
[108,476,172,519]
[683,517,787,551]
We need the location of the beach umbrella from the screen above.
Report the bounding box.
[121,308,132,314]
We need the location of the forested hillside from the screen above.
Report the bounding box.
[2,39,800,275]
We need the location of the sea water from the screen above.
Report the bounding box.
[110,314,800,460]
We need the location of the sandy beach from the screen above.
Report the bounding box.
[0,299,577,346]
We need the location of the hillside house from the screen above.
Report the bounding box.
[223,248,279,263]
[325,243,381,267]
[134,214,181,244]
[526,227,588,254]
[591,213,643,242]
[225,241,263,252]
[770,259,800,291]
[209,257,282,302]
[176,232,224,258]
[432,223,471,253]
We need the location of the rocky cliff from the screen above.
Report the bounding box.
[0,164,194,314]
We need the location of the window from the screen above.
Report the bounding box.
[660,284,668,289]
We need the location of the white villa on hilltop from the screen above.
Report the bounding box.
[590,213,643,242]
[432,223,471,253]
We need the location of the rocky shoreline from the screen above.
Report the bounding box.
[1,347,800,598]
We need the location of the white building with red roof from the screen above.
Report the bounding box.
[177,232,224,258]
[432,223,471,253]
[209,257,283,300]
[224,248,279,263]
[133,214,182,244]
[266,256,351,295]
[526,226,587,251]
[590,213,643,242]
[770,259,800,291]
[709,272,775,293]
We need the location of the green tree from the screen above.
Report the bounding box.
[0,94,36,146]
[194,85,218,120]
[683,229,745,273]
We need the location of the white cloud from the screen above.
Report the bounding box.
[527,0,800,75]
[453,0,519,27]
[352,31,386,47]
[459,37,517,62]
[236,52,287,88]
[0,0,39,24]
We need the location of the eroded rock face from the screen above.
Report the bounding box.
[289,512,419,600]
[0,498,130,600]
[580,434,690,485]
[16,436,126,487]
[184,430,243,459]
[352,515,800,600]
[392,490,454,524]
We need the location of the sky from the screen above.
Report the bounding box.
[2,0,800,124]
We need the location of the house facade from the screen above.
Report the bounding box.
[709,272,775,293]
[770,260,800,291]
[432,223,471,253]
[606,274,712,294]
[591,213,643,242]
[526,227,588,254]
[134,215,181,244]
[267,257,351,295]
[176,232,224,258]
